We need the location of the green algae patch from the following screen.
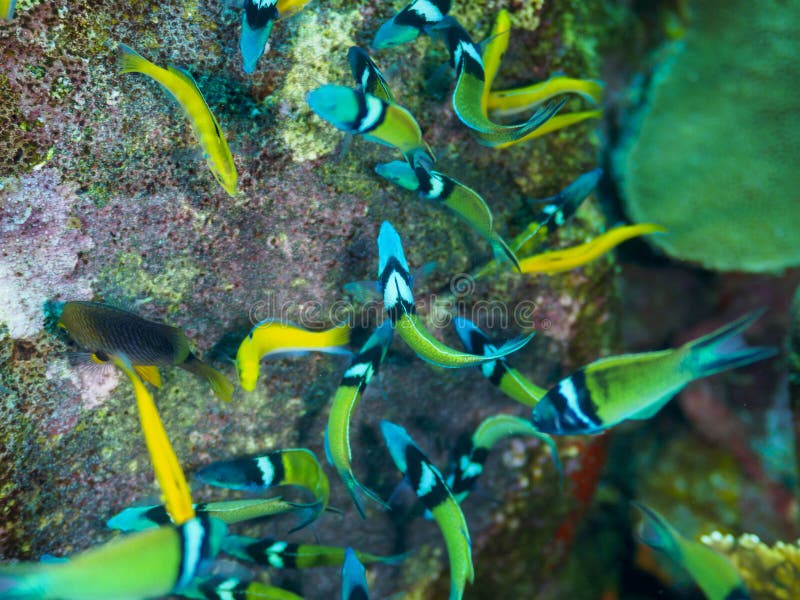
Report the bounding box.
[276,9,363,162]
[614,0,800,272]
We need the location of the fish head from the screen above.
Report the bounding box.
[208,156,238,197]
[530,396,560,434]
[372,20,420,49]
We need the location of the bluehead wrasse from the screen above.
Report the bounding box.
[240,0,278,74]
[342,548,369,600]
[113,356,196,526]
[117,43,238,196]
[187,575,305,600]
[476,109,601,149]
[632,503,751,600]
[377,221,532,368]
[235,319,350,392]
[510,168,602,255]
[487,77,604,118]
[348,46,394,103]
[1,0,15,20]
[453,316,545,407]
[196,448,329,531]
[307,85,434,163]
[239,0,312,74]
[372,0,451,49]
[431,17,564,144]
[0,516,227,599]
[446,414,562,505]
[221,535,405,569]
[517,223,667,275]
[380,420,473,600]
[530,311,777,435]
[375,159,520,271]
[326,320,394,518]
[343,260,438,304]
[107,497,301,532]
[58,301,233,401]
[187,575,304,600]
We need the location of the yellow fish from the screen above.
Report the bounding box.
[517,224,666,275]
[1,0,15,20]
[118,43,238,197]
[112,355,195,526]
[236,319,350,391]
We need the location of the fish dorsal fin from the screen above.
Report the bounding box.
[134,365,163,388]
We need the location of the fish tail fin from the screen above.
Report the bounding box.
[118,43,152,75]
[683,310,777,379]
[342,470,390,518]
[486,332,534,360]
[631,502,680,557]
[240,14,274,73]
[490,235,521,272]
[286,502,324,534]
[181,356,235,402]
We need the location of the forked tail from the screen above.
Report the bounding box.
[683,310,776,379]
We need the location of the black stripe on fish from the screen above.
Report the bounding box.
[245,0,278,30]
[405,444,450,510]
[143,504,170,526]
[547,370,602,433]
[340,344,384,391]
[394,0,449,29]
[451,446,488,495]
[197,576,251,600]
[379,256,416,323]
[244,538,299,568]
[176,516,214,590]
[349,585,370,600]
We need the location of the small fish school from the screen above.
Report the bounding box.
[0,1,771,599]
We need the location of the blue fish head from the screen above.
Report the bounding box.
[307,85,360,132]
[377,221,410,278]
[562,168,602,207]
[380,420,412,474]
[530,396,560,434]
[342,547,368,598]
[375,161,420,192]
[372,19,420,49]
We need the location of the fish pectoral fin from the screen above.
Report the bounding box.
[134,365,163,388]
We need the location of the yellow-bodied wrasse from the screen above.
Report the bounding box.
[307,85,434,163]
[118,43,237,196]
[112,355,196,526]
[378,221,532,368]
[196,448,329,532]
[58,301,233,402]
[531,311,776,435]
[186,575,305,600]
[633,503,751,600]
[325,320,393,518]
[517,223,666,275]
[381,420,473,600]
[235,319,350,392]
[445,413,561,505]
[0,516,226,599]
[375,158,519,271]
[107,497,301,532]
[1,0,15,20]
[453,316,546,407]
[221,535,405,569]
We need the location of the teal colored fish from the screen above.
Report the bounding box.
[0,516,226,599]
[381,420,473,600]
[372,0,451,49]
[221,535,404,569]
[375,157,519,270]
[325,320,394,518]
[453,316,546,407]
[510,168,602,255]
[445,414,562,505]
[107,497,301,532]
[633,503,751,600]
[431,17,565,145]
[377,221,531,368]
[530,311,776,435]
[307,85,433,163]
[341,548,369,600]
